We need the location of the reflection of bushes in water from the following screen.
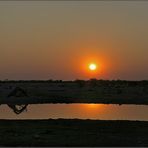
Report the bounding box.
[7,104,28,114]
[7,87,28,114]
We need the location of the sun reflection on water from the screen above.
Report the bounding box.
[84,104,103,109]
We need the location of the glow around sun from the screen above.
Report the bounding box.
[89,63,97,71]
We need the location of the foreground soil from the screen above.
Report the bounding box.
[0,119,148,146]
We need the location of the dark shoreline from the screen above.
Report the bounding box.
[0,119,148,147]
[1,80,148,105]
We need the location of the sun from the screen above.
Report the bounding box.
[89,63,97,71]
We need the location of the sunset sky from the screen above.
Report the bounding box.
[0,1,148,80]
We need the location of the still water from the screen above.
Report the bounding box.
[0,104,148,121]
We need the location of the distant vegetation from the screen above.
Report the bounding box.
[0,79,148,106]
[0,79,148,86]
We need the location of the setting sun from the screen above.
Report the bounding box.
[89,63,97,71]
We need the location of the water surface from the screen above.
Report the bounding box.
[0,104,148,121]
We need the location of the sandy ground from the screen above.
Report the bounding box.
[0,119,148,147]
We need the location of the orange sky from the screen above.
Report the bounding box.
[0,1,148,80]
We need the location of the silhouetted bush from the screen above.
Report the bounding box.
[89,78,98,87]
[75,79,85,88]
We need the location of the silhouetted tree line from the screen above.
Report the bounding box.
[0,79,148,87]
[75,79,148,88]
[0,80,63,83]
